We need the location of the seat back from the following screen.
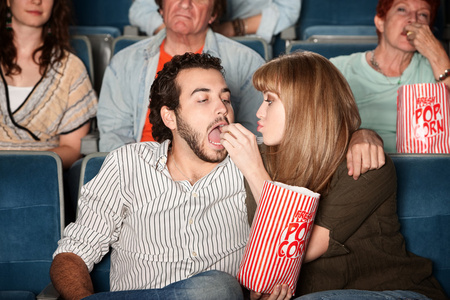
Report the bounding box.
[112,36,147,56]
[297,0,445,41]
[286,40,378,59]
[70,35,94,83]
[72,0,133,33]
[296,0,378,40]
[390,153,450,297]
[70,26,118,95]
[79,152,110,292]
[231,36,271,61]
[0,151,64,295]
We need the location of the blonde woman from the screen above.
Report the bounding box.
[221,52,447,300]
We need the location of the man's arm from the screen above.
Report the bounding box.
[128,0,164,36]
[97,61,137,152]
[50,253,94,300]
[347,129,385,180]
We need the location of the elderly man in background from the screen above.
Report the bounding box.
[97,0,265,152]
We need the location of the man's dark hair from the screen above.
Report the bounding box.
[149,52,224,142]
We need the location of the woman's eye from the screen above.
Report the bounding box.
[264,99,273,105]
[419,12,429,19]
[222,98,231,104]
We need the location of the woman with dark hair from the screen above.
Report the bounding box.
[331,0,450,153]
[221,51,447,300]
[0,0,97,169]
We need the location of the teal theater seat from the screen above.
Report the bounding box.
[390,153,450,297]
[0,151,64,299]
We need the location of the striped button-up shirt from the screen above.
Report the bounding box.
[54,140,251,291]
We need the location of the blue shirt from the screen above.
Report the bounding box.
[128,0,301,43]
[331,52,435,153]
[97,28,264,152]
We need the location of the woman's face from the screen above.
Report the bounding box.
[375,0,431,51]
[7,0,54,31]
[256,91,286,146]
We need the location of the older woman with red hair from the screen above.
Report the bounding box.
[331,0,450,153]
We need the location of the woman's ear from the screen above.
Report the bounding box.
[161,106,177,130]
[374,15,385,34]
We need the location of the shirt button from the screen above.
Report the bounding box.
[192,192,198,198]
[192,251,197,257]
[189,218,194,225]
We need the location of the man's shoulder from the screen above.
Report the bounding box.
[209,32,265,65]
[110,35,159,64]
[111,141,163,163]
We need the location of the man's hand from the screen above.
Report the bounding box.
[250,284,292,300]
[347,129,385,180]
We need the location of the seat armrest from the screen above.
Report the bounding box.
[123,25,139,36]
[37,283,60,300]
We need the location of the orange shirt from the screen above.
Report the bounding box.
[140,41,204,142]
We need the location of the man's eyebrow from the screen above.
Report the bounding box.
[190,87,231,96]
[191,88,210,96]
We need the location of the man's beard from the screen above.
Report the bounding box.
[176,113,228,163]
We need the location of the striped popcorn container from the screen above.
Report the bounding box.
[397,82,450,153]
[236,181,320,294]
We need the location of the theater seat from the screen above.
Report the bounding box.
[231,36,271,61]
[70,35,94,83]
[76,153,111,292]
[286,40,378,59]
[0,151,64,299]
[112,35,147,56]
[390,153,450,297]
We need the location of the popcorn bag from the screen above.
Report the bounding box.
[397,82,450,153]
[236,181,320,294]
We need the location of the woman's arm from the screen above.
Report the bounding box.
[405,22,450,88]
[49,122,90,169]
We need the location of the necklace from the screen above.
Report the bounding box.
[171,148,193,182]
[370,50,402,85]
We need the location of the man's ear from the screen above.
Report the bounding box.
[374,15,385,34]
[161,106,177,130]
[209,13,217,25]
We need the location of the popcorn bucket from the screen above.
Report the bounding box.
[236,181,320,294]
[397,82,450,153]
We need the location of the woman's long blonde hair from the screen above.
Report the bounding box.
[253,51,361,194]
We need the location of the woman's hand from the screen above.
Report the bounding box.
[220,123,260,171]
[250,284,292,300]
[405,23,445,61]
[405,22,450,87]
[220,123,270,203]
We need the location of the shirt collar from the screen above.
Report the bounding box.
[143,28,220,59]
[153,140,171,172]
